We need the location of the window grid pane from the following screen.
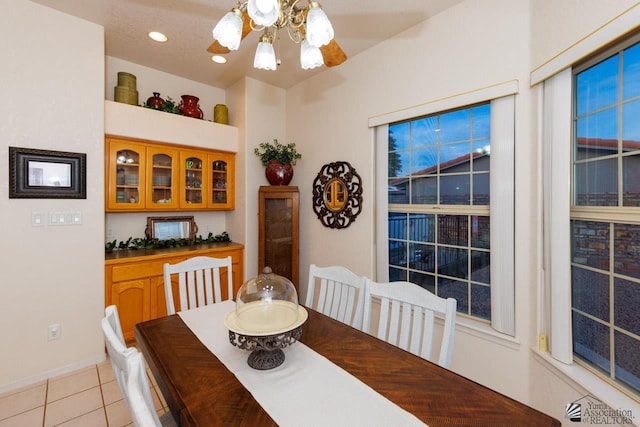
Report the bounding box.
[388,104,491,322]
[572,38,640,397]
[389,211,490,319]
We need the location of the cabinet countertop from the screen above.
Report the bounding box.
[105,241,244,264]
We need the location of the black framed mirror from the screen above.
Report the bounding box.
[312,161,363,229]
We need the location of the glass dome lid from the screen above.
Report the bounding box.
[224,267,307,336]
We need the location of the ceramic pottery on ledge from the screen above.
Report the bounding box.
[265,160,293,185]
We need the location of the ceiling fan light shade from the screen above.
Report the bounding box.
[212,8,244,50]
[300,39,323,70]
[254,39,277,70]
[247,0,280,27]
[306,2,334,48]
[255,0,279,14]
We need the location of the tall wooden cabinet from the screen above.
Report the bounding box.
[258,186,299,288]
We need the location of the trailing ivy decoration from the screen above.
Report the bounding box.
[105,231,231,253]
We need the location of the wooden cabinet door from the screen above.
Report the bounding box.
[146,145,179,210]
[109,279,151,341]
[207,152,235,210]
[179,150,207,209]
[150,275,178,319]
[106,139,146,211]
[258,186,299,288]
[106,244,244,342]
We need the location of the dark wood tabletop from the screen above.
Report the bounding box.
[135,307,560,427]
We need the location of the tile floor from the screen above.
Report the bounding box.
[0,358,171,427]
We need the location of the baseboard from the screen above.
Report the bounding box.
[0,352,107,395]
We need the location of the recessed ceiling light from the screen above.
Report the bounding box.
[148,31,168,42]
[212,55,227,64]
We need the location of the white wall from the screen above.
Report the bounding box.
[227,78,287,281]
[106,57,226,122]
[0,0,105,390]
[530,0,639,72]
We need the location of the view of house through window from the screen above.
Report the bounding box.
[571,37,640,396]
[388,103,491,321]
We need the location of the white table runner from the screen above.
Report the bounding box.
[179,301,427,427]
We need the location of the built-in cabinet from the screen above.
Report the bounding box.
[106,136,235,212]
[105,243,244,341]
[258,186,299,288]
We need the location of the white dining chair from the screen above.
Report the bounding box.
[102,305,137,395]
[126,351,165,427]
[102,305,177,427]
[163,255,233,315]
[305,264,367,330]
[362,279,457,368]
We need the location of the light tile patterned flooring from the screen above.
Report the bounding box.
[0,358,170,426]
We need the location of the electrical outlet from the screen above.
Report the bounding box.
[48,324,61,341]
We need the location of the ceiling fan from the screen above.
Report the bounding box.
[207,1,347,69]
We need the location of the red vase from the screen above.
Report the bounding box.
[265,160,293,185]
[178,95,203,119]
[146,92,165,109]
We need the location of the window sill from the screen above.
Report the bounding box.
[454,316,521,350]
[531,348,640,417]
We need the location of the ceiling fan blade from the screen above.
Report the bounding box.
[206,9,253,54]
[321,39,347,67]
[207,41,230,54]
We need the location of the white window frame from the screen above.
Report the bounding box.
[535,5,640,413]
[369,81,517,336]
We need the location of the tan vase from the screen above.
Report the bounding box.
[214,104,228,124]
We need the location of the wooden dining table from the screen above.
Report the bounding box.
[135,305,560,427]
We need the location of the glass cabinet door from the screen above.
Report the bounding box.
[258,187,299,286]
[208,152,235,209]
[180,152,206,209]
[107,138,235,212]
[107,140,145,210]
[264,197,294,280]
[147,147,178,210]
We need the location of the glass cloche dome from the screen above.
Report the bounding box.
[225,267,307,335]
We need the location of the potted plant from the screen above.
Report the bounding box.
[254,139,302,185]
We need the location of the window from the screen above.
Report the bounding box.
[570,37,640,396]
[387,104,492,321]
[370,83,516,335]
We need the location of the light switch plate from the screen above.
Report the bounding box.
[32,212,45,227]
[71,212,82,225]
[49,212,61,225]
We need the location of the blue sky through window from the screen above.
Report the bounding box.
[576,44,640,143]
[389,104,490,178]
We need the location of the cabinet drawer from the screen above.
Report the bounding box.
[111,260,168,282]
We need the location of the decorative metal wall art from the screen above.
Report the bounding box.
[312,161,363,229]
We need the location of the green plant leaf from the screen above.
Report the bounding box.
[254,139,302,166]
